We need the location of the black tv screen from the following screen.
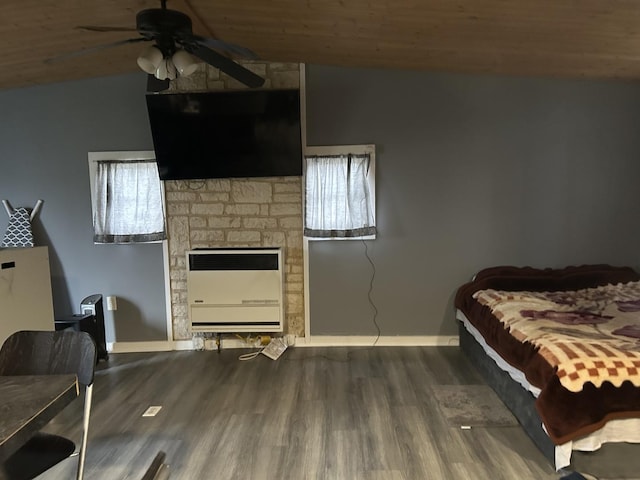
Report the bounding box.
[146,89,302,180]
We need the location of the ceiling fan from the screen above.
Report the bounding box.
[61,0,265,89]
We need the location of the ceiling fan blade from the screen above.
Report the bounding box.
[189,44,265,88]
[45,37,149,64]
[77,25,138,33]
[188,35,259,60]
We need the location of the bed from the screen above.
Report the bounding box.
[454,264,640,471]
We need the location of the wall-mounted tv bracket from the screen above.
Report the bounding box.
[1,199,43,248]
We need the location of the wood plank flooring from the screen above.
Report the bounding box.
[35,346,567,479]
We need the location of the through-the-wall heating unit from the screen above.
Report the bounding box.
[187,248,283,333]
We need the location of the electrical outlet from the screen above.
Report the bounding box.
[106,296,117,311]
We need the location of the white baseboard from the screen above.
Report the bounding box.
[109,335,459,353]
[107,341,175,353]
[297,335,459,347]
[173,340,196,351]
[110,338,261,352]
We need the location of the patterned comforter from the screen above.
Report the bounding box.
[474,282,640,393]
[455,265,640,444]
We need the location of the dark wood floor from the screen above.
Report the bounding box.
[38,346,570,479]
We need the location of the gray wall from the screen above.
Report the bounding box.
[305,65,640,336]
[0,74,167,342]
[3,66,640,342]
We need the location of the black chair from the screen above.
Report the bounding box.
[0,330,97,480]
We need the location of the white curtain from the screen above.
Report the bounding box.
[93,160,166,243]
[305,153,376,238]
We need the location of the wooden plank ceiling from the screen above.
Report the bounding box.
[2,0,640,91]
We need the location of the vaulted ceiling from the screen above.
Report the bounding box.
[3,0,640,92]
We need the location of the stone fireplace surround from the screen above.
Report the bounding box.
[164,61,304,341]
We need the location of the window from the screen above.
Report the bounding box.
[304,145,376,239]
[88,151,166,244]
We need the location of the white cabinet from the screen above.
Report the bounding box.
[0,246,55,347]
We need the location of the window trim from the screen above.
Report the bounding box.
[87,150,166,244]
[303,144,376,241]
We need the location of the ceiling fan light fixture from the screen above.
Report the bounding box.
[137,45,164,74]
[155,58,177,80]
[172,49,199,76]
[72,1,264,88]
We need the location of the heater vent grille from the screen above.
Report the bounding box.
[189,253,278,271]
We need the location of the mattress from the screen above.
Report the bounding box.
[457,310,640,470]
[454,264,640,470]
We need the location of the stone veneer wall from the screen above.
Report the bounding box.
[164,62,304,340]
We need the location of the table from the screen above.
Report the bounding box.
[0,374,78,463]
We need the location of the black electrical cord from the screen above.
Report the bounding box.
[362,238,381,347]
[288,238,380,363]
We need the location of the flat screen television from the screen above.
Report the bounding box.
[146,89,302,180]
